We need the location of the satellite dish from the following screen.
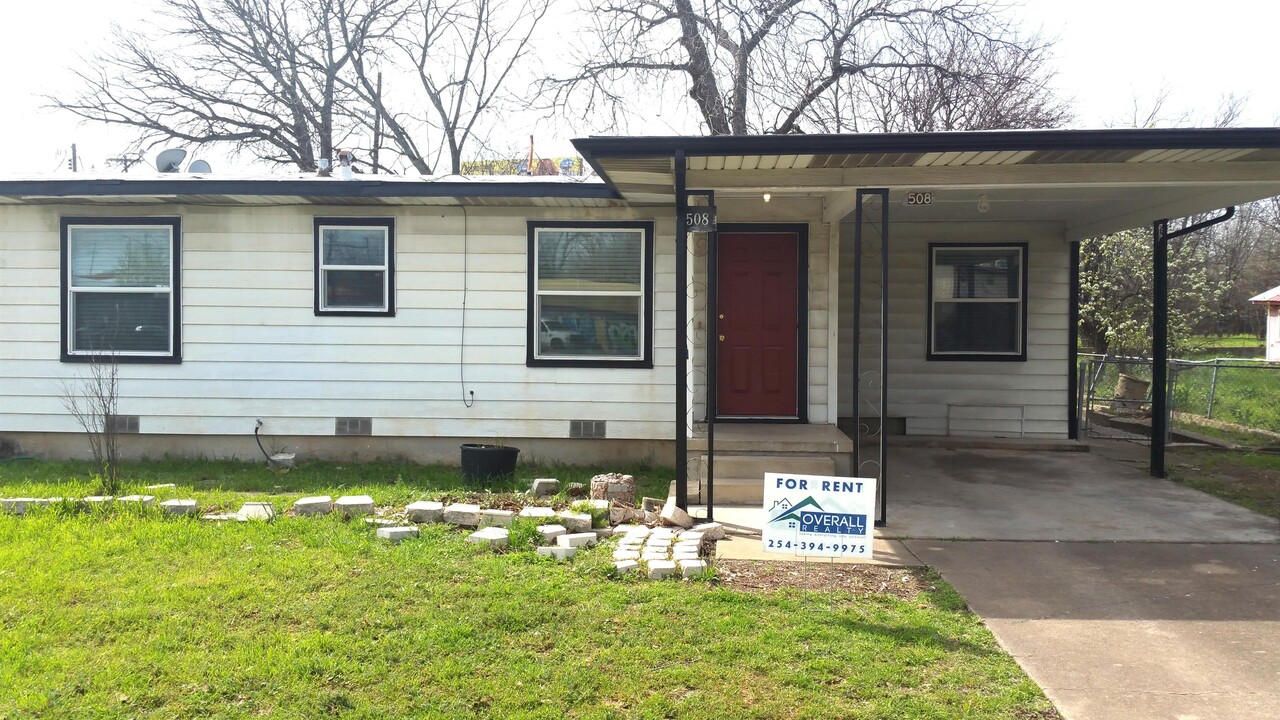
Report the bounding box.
[187,159,212,173]
[155,148,187,173]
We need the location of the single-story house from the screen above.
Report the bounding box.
[3,127,1279,519]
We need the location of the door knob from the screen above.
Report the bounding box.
[718,334,725,341]
[718,314,724,319]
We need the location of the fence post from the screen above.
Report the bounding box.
[1207,359,1221,419]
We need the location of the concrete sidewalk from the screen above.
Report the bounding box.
[906,540,1280,720]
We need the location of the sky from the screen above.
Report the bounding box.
[1,0,1277,175]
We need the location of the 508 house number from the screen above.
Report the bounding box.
[904,191,933,205]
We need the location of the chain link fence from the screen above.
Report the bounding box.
[1079,354,1280,441]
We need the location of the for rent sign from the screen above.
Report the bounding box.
[762,473,877,559]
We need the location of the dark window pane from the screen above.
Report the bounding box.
[70,227,171,288]
[934,302,1018,354]
[325,270,385,308]
[537,230,642,292]
[323,228,386,266]
[73,292,171,353]
[539,295,641,357]
[934,248,1020,300]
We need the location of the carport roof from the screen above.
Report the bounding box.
[571,127,1280,239]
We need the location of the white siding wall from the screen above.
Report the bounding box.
[0,203,677,441]
[837,221,1071,438]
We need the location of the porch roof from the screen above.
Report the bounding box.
[572,127,1280,240]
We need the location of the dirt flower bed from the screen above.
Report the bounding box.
[714,559,933,600]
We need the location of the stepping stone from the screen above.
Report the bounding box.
[641,551,670,562]
[556,532,597,548]
[160,499,198,517]
[201,513,243,522]
[84,496,113,507]
[0,498,38,515]
[676,531,704,543]
[647,560,678,580]
[364,517,397,527]
[406,500,444,523]
[518,506,556,519]
[537,524,567,543]
[293,496,332,516]
[479,509,515,528]
[334,495,375,519]
[531,478,559,497]
[659,499,694,529]
[615,524,647,537]
[674,541,701,553]
[613,549,640,561]
[678,558,709,578]
[376,526,419,544]
[591,527,614,538]
[145,483,176,490]
[237,502,275,521]
[467,527,509,550]
[614,559,640,573]
[443,503,481,527]
[558,511,592,533]
[536,546,577,560]
[672,552,701,563]
[587,499,610,512]
[118,495,155,507]
[692,522,726,541]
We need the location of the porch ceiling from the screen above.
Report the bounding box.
[574,128,1280,239]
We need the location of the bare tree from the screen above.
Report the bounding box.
[60,357,123,496]
[54,0,402,170]
[52,0,540,174]
[838,20,1070,132]
[346,0,550,174]
[545,0,1063,135]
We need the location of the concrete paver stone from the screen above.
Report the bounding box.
[443,503,482,526]
[293,496,332,517]
[406,500,444,523]
[160,499,198,517]
[376,526,419,543]
[334,495,375,518]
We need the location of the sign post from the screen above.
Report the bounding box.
[762,473,877,559]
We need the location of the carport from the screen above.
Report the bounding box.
[575,128,1280,523]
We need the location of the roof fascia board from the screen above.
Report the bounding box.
[0,178,620,201]
[685,160,1280,190]
[574,127,1280,161]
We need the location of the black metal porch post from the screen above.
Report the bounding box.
[1151,220,1169,478]
[675,151,689,508]
[1068,240,1081,441]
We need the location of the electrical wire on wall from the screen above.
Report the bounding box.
[459,205,475,407]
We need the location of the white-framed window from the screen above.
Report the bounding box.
[928,244,1026,360]
[527,222,653,367]
[314,218,395,315]
[62,217,181,362]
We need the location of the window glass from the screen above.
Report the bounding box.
[929,245,1024,358]
[316,221,393,314]
[531,226,649,364]
[64,222,178,360]
[322,228,386,266]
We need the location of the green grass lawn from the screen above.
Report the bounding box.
[0,461,1059,719]
[1168,448,1280,520]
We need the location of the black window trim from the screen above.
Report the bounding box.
[526,220,655,368]
[313,217,397,317]
[60,216,183,364]
[926,242,1028,362]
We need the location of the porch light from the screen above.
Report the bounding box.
[762,192,772,202]
[977,194,991,213]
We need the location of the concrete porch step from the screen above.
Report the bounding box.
[692,454,836,504]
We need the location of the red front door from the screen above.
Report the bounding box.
[716,231,801,418]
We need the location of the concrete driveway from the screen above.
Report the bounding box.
[905,540,1280,720]
[706,441,1279,719]
[884,442,1280,720]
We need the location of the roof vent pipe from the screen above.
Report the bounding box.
[336,149,354,180]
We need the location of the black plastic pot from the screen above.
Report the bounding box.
[460,443,520,483]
